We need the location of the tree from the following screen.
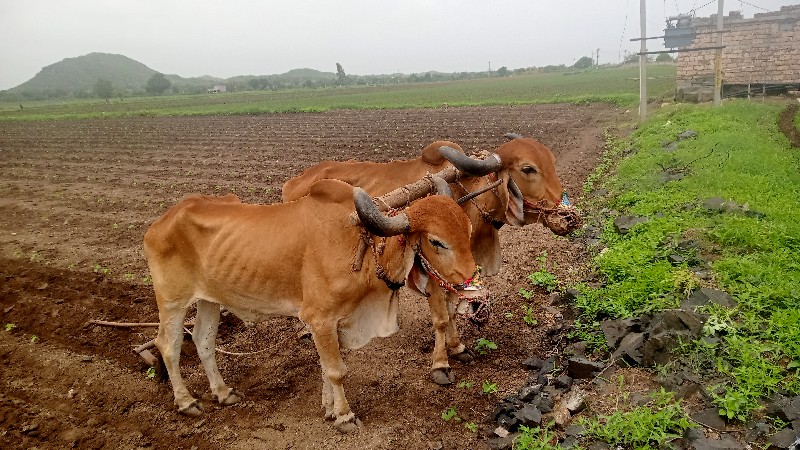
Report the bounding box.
[335,63,348,85]
[497,66,510,77]
[94,78,113,101]
[623,51,639,64]
[145,72,171,95]
[572,56,594,70]
[655,52,675,63]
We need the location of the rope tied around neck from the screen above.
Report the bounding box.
[414,245,491,327]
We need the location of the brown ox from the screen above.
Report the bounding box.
[281,137,575,385]
[144,179,477,431]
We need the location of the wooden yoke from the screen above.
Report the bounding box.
[349,149,502,271]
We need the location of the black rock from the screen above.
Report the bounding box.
[687,434,740,450]
[613,215,649,234]
[554,375,574,390]
[684,426,705,442]
[768,427,800,449]
[567,357,605,379]
[682,288,738,310]
[690,407,727,430]
[564,424,585,437]
[523,356,544,371]
[677,130,698,140]
[668,253,685,264]
[495,413,519,430]
[487,434,517,450]
[612,332,645,366]
[662,141,680,152]
[600,317,642,349]
[512,405,542,427]
[587,443,611,450]
[517,384,542,402]
[540,356,556,374]
[649,309,706,336]
[702,197,726,212]
[766,395,800,422]
[562,288,580,303]
[745,421,771,442]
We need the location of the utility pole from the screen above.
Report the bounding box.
[596,48,600,67]
[639,0,647,122]
[714,0,724,106]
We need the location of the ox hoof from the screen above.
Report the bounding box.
[213,389,243,406]
[431,367,455,386]
[334,413,362,433]
[178,400,204,417]
[451,349,476,365]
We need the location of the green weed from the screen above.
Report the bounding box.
[441,406,460,422]
[514,422,565,450]
[482,380,498,395]
[474,338,498,356]
[579,389,694,449]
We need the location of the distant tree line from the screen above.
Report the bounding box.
[0,58,675,102]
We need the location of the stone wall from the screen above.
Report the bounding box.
[676,5,800,86]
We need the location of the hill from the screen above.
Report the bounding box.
[7,52,157,98]
[1,53,342,100]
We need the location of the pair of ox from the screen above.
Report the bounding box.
[282,135,579,385]
[145,135,578,431]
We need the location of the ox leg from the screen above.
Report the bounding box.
[427,289,455,386]
[193,299,243,407]
[308,320,362,433]
[446,295,474,365]
[155,301,203,417]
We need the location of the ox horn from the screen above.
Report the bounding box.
[504,132,523,140]
[353,188,410,237]
[439,146,502,177]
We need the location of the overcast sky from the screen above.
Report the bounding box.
[0,0,796,90]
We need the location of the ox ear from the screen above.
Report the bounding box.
[498,175,525,227]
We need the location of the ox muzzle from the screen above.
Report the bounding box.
[408,252,492,328]
[524,191,582,236]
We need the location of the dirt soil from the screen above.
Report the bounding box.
[778,103,800,148]
[0,104,623,450]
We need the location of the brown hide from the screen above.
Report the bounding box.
[144,179,475,427]
[281,140,463,203]
[281,138,564,275]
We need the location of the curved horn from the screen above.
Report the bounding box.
[439,146,502,177]
[430,175,452,197]
[504,132,523,140]
[353,188,410,237]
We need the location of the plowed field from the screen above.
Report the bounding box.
[0,104,620,449]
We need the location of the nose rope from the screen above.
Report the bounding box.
[523,191,582,231]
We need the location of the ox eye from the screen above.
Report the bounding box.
[521,165,538,175]
[429,238,447,249]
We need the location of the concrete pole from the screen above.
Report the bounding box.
[714,0,724,106]
[639,0,647,122]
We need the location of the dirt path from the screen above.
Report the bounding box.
[0,104,622,449]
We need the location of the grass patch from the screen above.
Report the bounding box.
[0,65,675,121]
[574,100,800,420]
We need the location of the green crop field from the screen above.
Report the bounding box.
[0,65,676,121]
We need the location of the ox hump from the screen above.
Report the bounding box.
[308,178,357,204]
[421,141,464,166]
